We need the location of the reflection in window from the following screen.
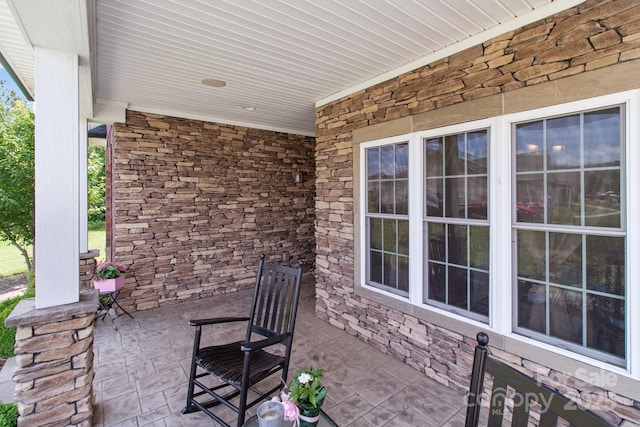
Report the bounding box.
[424,130,489,321]
[366,143,409,295]
[515,108,622,228]
[514,106,626,365]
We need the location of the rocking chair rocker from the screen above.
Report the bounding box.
[181,255,304,427]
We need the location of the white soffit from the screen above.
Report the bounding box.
[0,0,34,97]
[1,0,586,135]
[317,0,586,107]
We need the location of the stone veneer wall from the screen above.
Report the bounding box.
[112,111,316,312]
[315,0,640,425]
[5,291,98,427]
[79,250,99,290]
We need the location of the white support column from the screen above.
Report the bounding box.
[34,47,80,308]
[79,119,88,253]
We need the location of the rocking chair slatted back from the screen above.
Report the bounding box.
[249,259,302,340]
[465,333,614,427]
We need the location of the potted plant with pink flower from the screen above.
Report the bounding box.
[93,261,126,293]
[282,366,326,427]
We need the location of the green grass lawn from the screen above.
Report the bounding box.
[0,229,106,279]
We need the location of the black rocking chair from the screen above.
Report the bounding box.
[465,332,613,427]
[182,255,304,427]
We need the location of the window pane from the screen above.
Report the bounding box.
[517,230,545,282]
[548,232,581,287]
[586,236,624,295]
[380,181,394,214]
[448,266,467,309]
[398,220,409,255]
[429,263,446,302]
[367,148,380,179]
[384,253,397,288]
[547,114,580,170]
[398,256,409,292]
[518,281,546,333]
[467,176,487,219]
[470,226,489,269]
[549,287,582,344]
[396,180,408,215]
[396,144,408,178]
[585,170,620,228]
[516,121,543,172]
[370,251,382,284]
[383,219,397,253]
[380,145,395,178]
[516,174,544,223]
[428,223,445,262]
[367,181,379,213]
[470,271,489,316]
[426,178,443,217]
[548,172,580,225]
[370,218,382,250]
[584,107,620,168]
[445,177,464,218]
[587,294,625,358]
[467,131,487,175]
[445,134,464,176]
[425,138,443,177]
[448,224,467,266]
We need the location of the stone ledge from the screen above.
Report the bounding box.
[5,290,99,328]
[79,250,100,260]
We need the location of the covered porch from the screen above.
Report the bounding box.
[3,0,640,425]
[91,274,467,427]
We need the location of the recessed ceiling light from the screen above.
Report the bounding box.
[201,78,226,88]
[243,106,256,111]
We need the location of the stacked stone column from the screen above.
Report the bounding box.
[5,290,98,427]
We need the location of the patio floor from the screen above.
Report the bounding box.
[92,274,468,426]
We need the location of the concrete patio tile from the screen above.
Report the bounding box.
[441,408,467,427]
[94,276,468,426]
[128,359,157,382]
[135,367,187,398]
[163,383,193,414]
[162,411,219,426]
[101,390,142,426]
[105,418,139,427]
[136,404,171,426]
[140,390,167,413]
[328,393,375,426]
[385,406,434,426]
[97,373,130,394]
[102,379,137,402]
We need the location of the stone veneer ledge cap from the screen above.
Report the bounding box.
[5,290,99,327]
[80,250,100,260]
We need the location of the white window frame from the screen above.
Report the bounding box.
[504,91,640,376]
[358,90,640,378]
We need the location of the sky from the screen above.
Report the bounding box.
[0,64,28,98]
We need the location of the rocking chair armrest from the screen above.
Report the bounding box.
[241,333,291,352]
[188,316,250,327]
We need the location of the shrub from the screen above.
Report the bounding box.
[0,273,34,358]
[0,402,18,427]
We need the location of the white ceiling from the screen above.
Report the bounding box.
[1,0,583,136]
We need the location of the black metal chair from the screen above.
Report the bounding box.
[181,255,304,427]
[465,332,613,427]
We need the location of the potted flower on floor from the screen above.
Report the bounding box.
[93,261,126,292]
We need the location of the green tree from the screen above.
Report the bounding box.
[87,145,106,222]
[0,82,34,271]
